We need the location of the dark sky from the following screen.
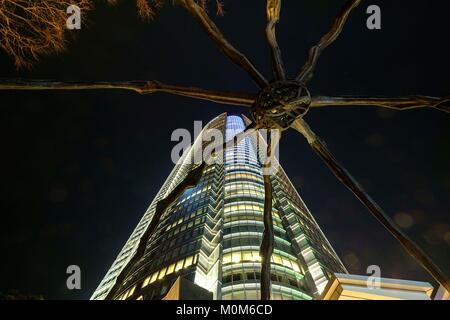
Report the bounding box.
[0,0,448,299]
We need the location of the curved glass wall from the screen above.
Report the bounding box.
[92,114,346,301]
[220,116,312,300]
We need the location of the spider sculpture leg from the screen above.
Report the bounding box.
[297,0,362,84]
[291,118,450,293]
[180,0,268,88]
[0,79,257,107]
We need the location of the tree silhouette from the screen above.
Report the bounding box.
[0,0,448,300]
[0,0,93,68]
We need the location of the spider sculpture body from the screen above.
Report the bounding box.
[253,81,311,130]
[0,0,449,300]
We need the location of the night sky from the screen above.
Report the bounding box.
[0,0,448,300]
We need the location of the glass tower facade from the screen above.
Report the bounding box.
[91,113,347,300]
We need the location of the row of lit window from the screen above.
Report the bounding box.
[165,214,203,233]
[202,166,216,174]
[225,155,258,162]
[222,270,304,290]
[175,185,212,206]
[149,239,202,272]
[226,164,261,174]
[222,290,310,301]
[224,203,281,219]
[225,182,264,192]
[143,254,199,287]
[225,188,264,199]
[223,235,292,253]
[286,200,317,226]
[225,145,255,152]
[162,216,206,243]
[225,150,262,159]
[162,226,203,252]
[225,148,255,155]
[225,165,262,177]
[116,254,199,300]
[224,142,252,150]
[223,225,289,241]
[223,213,283,228]
[165,206,207,232]
[224,148,252,156]
[286,213,337,260]
[225,172,262,182]
[222,250,301,273]
[224,146,253,153]
[224,202,264,214]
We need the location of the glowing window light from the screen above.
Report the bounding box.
[184,256,194,268]
[291,262,301,273]
[175,260,184,272]
[158,268,167,280]
[272,254,283,265]
[126,286,136,299]
[142,276,151,288]
[166,263,175,275]
[251,251,262,262]
[193,254,199,264]
[282,257,292,268]
[242,251,253,261]
[150,272,158,283]
[223,253,232,264]
[231,252,241,263]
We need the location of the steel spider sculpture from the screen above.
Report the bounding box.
[1,0,449,300]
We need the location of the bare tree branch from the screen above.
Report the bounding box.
[180,0,268,88]
[310,95,450,114]
[296,0,361,84]
[0,0,93,68]
[0,79,257,106]
[105,122,258,299]
[291,118,450,293]
[266,0,286,80]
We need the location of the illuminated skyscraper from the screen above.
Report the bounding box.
[91,113,346,300]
